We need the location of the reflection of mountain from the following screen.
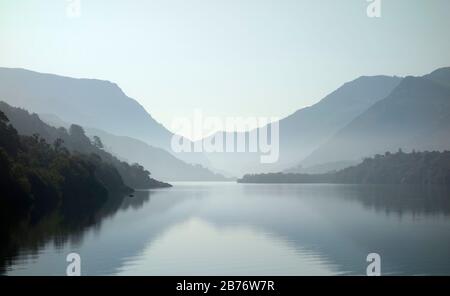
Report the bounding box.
[196,184,450,275]
[0,190,152,275]
[343,185,450,218]
[4,183,450,275]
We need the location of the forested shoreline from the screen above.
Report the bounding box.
[238,150,450,185]
[0,103,170,231]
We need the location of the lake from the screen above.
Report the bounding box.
[2,182,450,276]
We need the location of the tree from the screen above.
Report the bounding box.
[54,138,64,151]
[69,124,90,144]
[238,150,450,185]
[92,136,104,149]
[0,110,9,123]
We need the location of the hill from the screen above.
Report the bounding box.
[301,68,450,167]
[238,150,450,185]
[195,75,402,176]
[0,101,171,189]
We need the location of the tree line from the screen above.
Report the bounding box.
[0,103,170,230]
[238,150,450,185]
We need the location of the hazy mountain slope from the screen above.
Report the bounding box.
[301,68,450,166]
[0,67,213,167]
[37,113,227,181]
[277,76,402,162]
[38,113,228,181]
[0,67,172,147]
[405,67,450,151]
[85,128,229,181]
[425,67,450,89]
[199,75,401,176]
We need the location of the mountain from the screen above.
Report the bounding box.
[85,129,230,181]
[197,75,402,176]
[4,66,447,179]
[38,113,228,181]
[0,67,219,171]
[301,68,450,166]
[0,106,175,263]
[0,67,173,149]
[0,106,129,228]
[238,150,450,185]
[425,67,450,89]
[0,101,171,189]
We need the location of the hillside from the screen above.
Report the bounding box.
[301,68,450,167]
[195,75,402,176]
[0,68,172,150]
[238,150,450,185]
[0,108,129,228]
[0,101,171,189]
[38,113,229,181]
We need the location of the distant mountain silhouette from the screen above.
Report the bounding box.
[0,67,217,171]
[2,66,449,179]
[0,67,172,149]
[301,68,450,167]
[425,67,450,88]
[197,75,401,176]
[39,113,229,181]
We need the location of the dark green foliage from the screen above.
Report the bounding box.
[0,101,171,189]
[0,110,20,156]
[0,104,171,270]
[238,150,450,185]
[335,150,450,185]
[92,135,104,149]
[0,113,127,223]
[0,102,172,225]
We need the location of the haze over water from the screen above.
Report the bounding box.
[4,182,450,276]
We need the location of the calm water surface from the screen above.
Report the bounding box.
[3,182,450,275]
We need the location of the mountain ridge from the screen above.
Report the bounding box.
[300,68,450,167]
[37,112,230,181]
[195,74,402,176]
[0,67,172,149]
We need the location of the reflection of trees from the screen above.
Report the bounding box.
[239,184,450,275]
[0,191,152,275]
[344,185,450,218]
[242,184,450,217]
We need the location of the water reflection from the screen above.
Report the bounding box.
[2,183,450,275]
[0,190,153,275]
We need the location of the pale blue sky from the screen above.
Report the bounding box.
[1,0,450,133]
